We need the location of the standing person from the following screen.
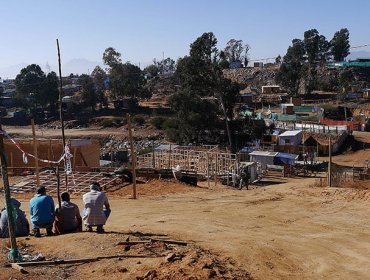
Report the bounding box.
[54,192,82,234]
[82,182,110,233]
[0,198,29,238]
[29,186,55,237]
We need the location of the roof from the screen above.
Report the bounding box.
[279,130,302,137]
[249,151,278,157]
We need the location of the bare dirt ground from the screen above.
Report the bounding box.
[2,178,370,279]
[3,125,162,140]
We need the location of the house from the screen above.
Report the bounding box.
[278,130,303,146]
[262,85,281,94]
[302,131,348,155]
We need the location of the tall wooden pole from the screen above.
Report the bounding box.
[56,39,68,191]
[0,123,20,262]
[31,119,40,186]
[127,114,137,199]
[328,136,332,187]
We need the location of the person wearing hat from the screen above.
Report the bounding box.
[29,186,55,237]
[82,182,110,233]
[0,198,29,238]
[54,192,82,234]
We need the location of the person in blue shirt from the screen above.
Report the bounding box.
[29,186,55,237]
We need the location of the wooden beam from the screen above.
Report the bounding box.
[16,254,158,267]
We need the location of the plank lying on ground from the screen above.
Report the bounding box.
[116,239,188,246]
[16,254,158,267]
[11,263,28,274]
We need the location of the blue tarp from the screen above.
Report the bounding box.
[273,152,298,166]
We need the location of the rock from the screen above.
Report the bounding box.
[144,270,157,279]
[118,267,128,273]
[165,252,183,262]
[208,269,217,278]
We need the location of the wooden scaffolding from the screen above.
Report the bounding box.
[137,147,238,176]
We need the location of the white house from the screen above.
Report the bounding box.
[278,130,302,146]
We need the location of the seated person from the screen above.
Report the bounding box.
[29,186,55,237]
[54,192,82,234]
[82,182,110,233]
[0,198,29,238]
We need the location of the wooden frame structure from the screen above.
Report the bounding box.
[137,147,238,176]
[10,170,122,194]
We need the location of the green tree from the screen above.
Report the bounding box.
[155,57,176,74]
[276,39,306,95]
[78,74,97,111]
[102,47,149,100]
[144,64,159,78]
[15,64,58,113]
[330,28,350,61]
[224,39,250,66]
[91,66,108,108]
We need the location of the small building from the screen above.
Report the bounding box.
[249,151,278,169]
[262,85,281,94]
[281,103,294,114]
[278,130,303,146]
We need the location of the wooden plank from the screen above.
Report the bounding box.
[17,254,158,267]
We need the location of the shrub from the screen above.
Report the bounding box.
[150,117,166,129]
[132,115,145,126]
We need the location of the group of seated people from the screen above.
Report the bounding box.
[0,182,110,238]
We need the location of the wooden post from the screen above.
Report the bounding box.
[0,123,20,262]
[127,114,137,199]
[152,140,155,168]
[206,153,210,188]
[56,39,68,191]
[168,144,172,169]
[31,119,40,186]
[328,136,332,187]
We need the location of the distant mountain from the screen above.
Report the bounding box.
[0,58,104,79]
[347,50,370,60]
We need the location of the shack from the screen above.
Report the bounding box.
[249,151,278,169]
[278,130,303,146]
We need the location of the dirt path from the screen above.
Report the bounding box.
[4,178,370,279]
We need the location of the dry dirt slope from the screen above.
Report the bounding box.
[2,178,370,279]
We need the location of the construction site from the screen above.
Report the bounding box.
[0,116,369,279]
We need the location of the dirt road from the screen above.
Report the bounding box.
[4,178,370,279]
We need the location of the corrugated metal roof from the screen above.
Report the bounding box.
[249,151,278,157]
[279,130,302,137]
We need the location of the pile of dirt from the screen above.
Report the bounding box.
[110,179,203,197]
[0,232,251,280]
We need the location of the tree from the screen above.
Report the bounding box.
[144,64,159,78]
[276,39,306,95]
[190,32,219,63]
[169,89,218,144]
[154,57,176,74]
[102,47,122,68]
[91,66,108,107]
[15,64,58,114]
[78,74,97,111]
[42,71,59,113]
[331,28,350,61]
[102,47,150,100]
[224,39,250,66]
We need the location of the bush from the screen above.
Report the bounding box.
[150,117,166,129]
[132,115,145,126]
[100,118,122,128]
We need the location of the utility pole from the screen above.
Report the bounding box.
[0,123,20,262]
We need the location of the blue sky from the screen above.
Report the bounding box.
[0,0,370,75]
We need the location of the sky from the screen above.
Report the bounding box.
[0,0,370,77]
